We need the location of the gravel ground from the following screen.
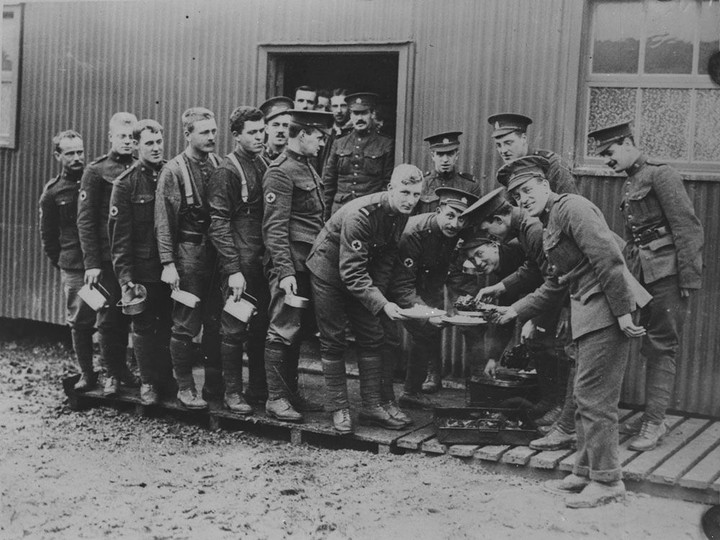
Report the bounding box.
[0,325,710,539]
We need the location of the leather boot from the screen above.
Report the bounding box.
[285,342,322,412]
[358,354,406,430]
[265,345,303,422]
[132,332,157,387]
[322,357,351,432]
[380,346,397,404]
[245,333,268,405]
[99,330,123,396]
[628,420,667,452]
[221,341,251,412]
[71,328,98,392]
[170,337,196,392]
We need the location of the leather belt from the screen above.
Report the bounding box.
[178,230,204,244]
[633,225,670,246]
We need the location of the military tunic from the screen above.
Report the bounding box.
[415,170,483,215]
[321,130,394,219]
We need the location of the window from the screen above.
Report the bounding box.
[583,0,720,170]
[1,4,22,148]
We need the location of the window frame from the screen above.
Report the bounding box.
[1,3,23,149]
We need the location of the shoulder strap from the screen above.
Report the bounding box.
[209,153,220,167]
[174,155,196,206]
[226,153,249,203]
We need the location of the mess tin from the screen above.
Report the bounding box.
[78,283,110,311]
[171,289,201,308]
[117,284,147,316]
[284,294,310,309]
[224,292,257,323]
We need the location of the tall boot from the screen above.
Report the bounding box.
[221,341,252,414]
[72,328,97,392]
[381,346,412,427]
[286,341,322,412]
[99,329,123,396]
[203,337,224,400]
[358,354,405,430]
[155,326,176,400]
[113,330,139,388]
[265,344,302,422]
[322,357,352,433]
[133,332,159,405]
[171,337,206,409]
[244,333,268,405]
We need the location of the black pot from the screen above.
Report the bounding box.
[467,374,539,407]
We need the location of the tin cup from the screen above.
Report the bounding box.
[284,294,310,309]
[117,284,147,316]
[171,289,201,308]
[78,283,110,311]
[223,292,257,323]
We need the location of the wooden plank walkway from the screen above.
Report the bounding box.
[62,369,720,505]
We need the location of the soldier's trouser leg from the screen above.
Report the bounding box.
[170,337,196,392]
[572,325,629,483]
[265,344,289,400]
[379,316,403,402]
[96,263,129,378]
[61,269,97,378]
[131,283,172,388]
[221,341,244,396]
[640,276,688,424]
[358,354,383,410]
[245,268,270,400]
[71,329,95,378]
[403,320,441,394]
[322,356,349,412]
[557,361,577,433]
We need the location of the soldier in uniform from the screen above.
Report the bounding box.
[487,113,578,196]
[307,164,425,433]
[207,106,271,415]
[109,120,172,406]
[322,92,394,219]
[319,88,353,176]
[492,158,650,509]
[589,122,704,451]
[77,112,138,396]
[40,130,98,391]
[293,85,317,111]
[259,96,293,164]
[316,89,330,111]
[415,132,483,215]
[261,109,333,422]
[155,108,222,410]
[389,187,478,410]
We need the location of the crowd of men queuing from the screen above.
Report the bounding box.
[39,84,704,509]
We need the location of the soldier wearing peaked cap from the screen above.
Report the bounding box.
[259,96,293,164]
[416,131,483,215]
[77,112,139,397]
[589,122,704,452]
[466,177,571,425]
[488,113,578,196]
[491,146,652,508]
[387,187,478,409]
[261,109,333,423]
[322,92,394,219]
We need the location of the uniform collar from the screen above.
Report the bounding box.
[285,148,310,163]
[625,154,647,177]
[61,169,83,182]
[234,146,261,162]
[109,150,134,163]
[264,145,282,161]
[183,147,211,165]
[139,161,162,178]
[540,192,559,225]
[435,168,456,180]
[380,192,397,216]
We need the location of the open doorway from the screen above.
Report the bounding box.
[258,43,415,162]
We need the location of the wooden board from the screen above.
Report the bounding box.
[448,445,479,458]
[500,447,537,466]
[649,423,720,485]
[421,437,448,455]
[530,448,575,470]
[473,445,511,462]
[680,436,720,490]
[396,425,437,450]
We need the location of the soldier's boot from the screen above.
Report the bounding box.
[156,329,177,400]
[286,342,322,412]
[122,332,141,387]
[644,363,675,426]
[221,342,252,415]
[202,339,224,401]
[358,354,406,430]
[244,337,268,406]
[72,328,98,392]
[380,347,411,427]
[133,333,159,405]
[171,337,206,410]
[321,357,352,433]
[265,345,302,422]
[99,330,122,396]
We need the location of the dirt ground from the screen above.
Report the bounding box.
[0,328,710,540]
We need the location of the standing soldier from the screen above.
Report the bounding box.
[390,187,478,410]
[40,130,97,391]
[488,113,578,196]
[77,112,138,396]
[307,164,425,433]
[262,109,333,422]
[589,122,704,451]
[155,108,221,410]
[319,88,352,175]
[322,92,394,219]
[293,86,317,111]
[109,120,172,405]
[207,106,271,414]
[259,96,293,164]
[415,132,483,214]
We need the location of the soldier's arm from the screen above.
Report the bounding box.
[39,189,61,268]
[77,167,102,270]
[381,138,395,183]
[155,165,182,266]
[511,276,569,323]
[387,233,423,307]
[548,154,579,195]
[108,180,134,287]
[262,168,296,281]
[207,167,242,275]
[501,221,546,297]
[653,168,704,289]
[321,139,341,220]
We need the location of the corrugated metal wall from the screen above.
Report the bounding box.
[1,0,718,415]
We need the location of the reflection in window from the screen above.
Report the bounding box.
[1,5,21,148]
[592,0,641,74]
[644,0,694,74]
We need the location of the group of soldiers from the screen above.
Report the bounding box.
[40,85,704,508]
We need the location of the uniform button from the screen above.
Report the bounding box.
[354,173,358,176]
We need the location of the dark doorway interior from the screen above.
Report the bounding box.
[268,53,399,138]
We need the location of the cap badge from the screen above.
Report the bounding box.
[495,122,501,130]
[355,98,362,104]
[442,138,449,144]
[460,197,467,204]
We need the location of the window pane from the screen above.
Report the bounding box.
[698,1,720,75]
[644,1,695,74]
[587,87,637,155]
[592,0,642,73]
[694,90,720,161]
[640,88,690,159]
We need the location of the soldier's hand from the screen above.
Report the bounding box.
[617,313,646,338]
[161,263,181,291]
[428,316,445,328]
[492,306,517,325]
[520,320,536,343]
[382,302,404,321]
[474,283,505,303]
[680,288,691,298]
[555,306,570,338]
[84,268,101,286]
[484,359,498,378]
[228,272,247,301]
[279,275,297,297]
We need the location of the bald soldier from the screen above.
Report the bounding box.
[415,132,483,214]
[488,113,578,196]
